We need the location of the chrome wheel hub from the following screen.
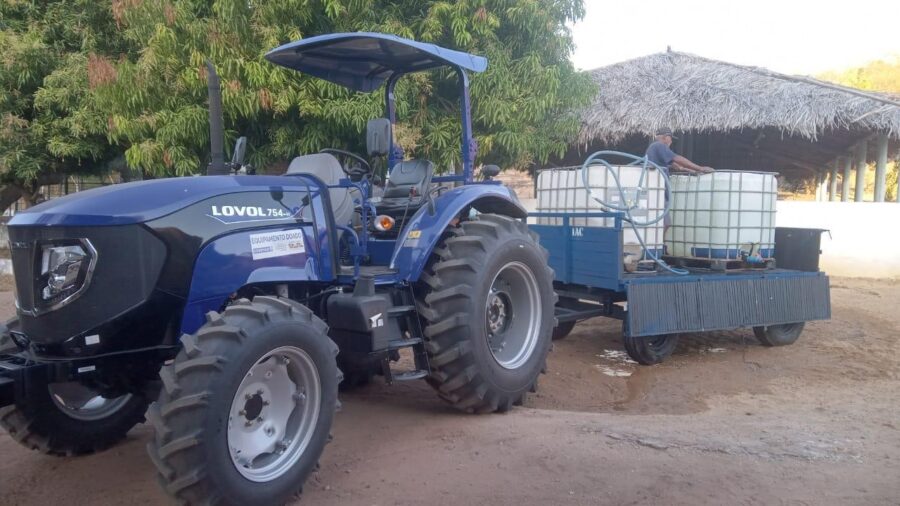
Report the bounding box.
[48,383,132,421]
[228,346,321,482]
[485,261,543,370]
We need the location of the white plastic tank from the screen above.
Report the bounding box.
[535,165,666,256]
[666,171,777,260]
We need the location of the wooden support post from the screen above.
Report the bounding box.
[828,159,838,201]
[841,153,852,201]
[855,140,868,202]
[874,134,888,202]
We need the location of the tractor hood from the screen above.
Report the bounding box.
[9,175,320,227]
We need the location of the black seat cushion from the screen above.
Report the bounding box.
[383,159,433,201]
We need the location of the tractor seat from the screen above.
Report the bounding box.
[379,159,434,210]
[285,153,354,226]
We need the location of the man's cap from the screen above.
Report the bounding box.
[655,127,677,138]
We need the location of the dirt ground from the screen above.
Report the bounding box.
[1,278,899,505]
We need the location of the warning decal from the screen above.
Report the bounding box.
[249,229,306,260]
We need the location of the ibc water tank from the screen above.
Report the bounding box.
[535,165,666,257]
[666,171,777,259]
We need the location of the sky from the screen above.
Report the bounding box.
[570,0,900,75]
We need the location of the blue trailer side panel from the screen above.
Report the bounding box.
[624,271,831,337]
[530,213,622,291]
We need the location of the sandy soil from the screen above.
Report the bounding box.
[1,278,898,505]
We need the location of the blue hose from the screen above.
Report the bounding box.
[579,150,688,275]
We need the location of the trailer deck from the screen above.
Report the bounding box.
[530,212,831,340]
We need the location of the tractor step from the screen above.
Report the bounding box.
[387,305,416,317]
[385,337,423,350]
[380,337,429,384]
[392,370,428,381]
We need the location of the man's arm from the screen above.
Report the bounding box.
[673,154,714,174]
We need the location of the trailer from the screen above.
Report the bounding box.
[531,212,831,364]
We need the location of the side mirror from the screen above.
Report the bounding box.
[366,118,391,157]
[482,164,501,180]
[231,136,247,166]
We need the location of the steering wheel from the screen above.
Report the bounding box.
[319,148,371,178]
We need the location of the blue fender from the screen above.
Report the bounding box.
[179,225,328,335]
[390,183,525,282]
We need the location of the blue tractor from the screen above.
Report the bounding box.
[0,33,555,504]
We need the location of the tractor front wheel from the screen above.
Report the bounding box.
[417,214,556,413]
[0,318,148,456]
[147,297,340,505]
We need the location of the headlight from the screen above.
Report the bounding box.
[36,240,97,310]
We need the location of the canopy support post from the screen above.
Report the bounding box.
[874,134,888,202]
[855,140,868,202]
[841,154,852,202]
[457,69,476,184]
[385,74,402,171]
[828,159,838,201]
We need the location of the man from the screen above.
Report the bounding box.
[646,128,714,174]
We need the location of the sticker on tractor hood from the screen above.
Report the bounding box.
[249,229,306,260]
[207,205,301,225]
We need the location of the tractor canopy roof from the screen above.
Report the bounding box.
[264,32,487,92]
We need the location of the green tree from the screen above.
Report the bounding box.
[0,1,130,208]
[819,57,900,200]
[96,0,595,177]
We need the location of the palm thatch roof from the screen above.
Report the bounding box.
[579,51,900,146]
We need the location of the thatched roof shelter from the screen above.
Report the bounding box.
[574,50,900,201]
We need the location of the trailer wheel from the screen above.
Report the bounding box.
[417,214,556,413]
[552,297,580,340]
[147,297,340,505]
[552,321,576,340]
[623,334,679,365]
[753,323,805,346]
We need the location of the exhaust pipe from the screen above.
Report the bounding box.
[206,60,227,175]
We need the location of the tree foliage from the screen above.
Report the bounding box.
[819,57,900,200]
[818,56,900,94]
[95,0,595,176]
[0,1,130,200]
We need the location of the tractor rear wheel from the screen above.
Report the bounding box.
[623,334,679,365]
[147,297,340,505]
[753,323,805,346]
[417,214,556,413]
